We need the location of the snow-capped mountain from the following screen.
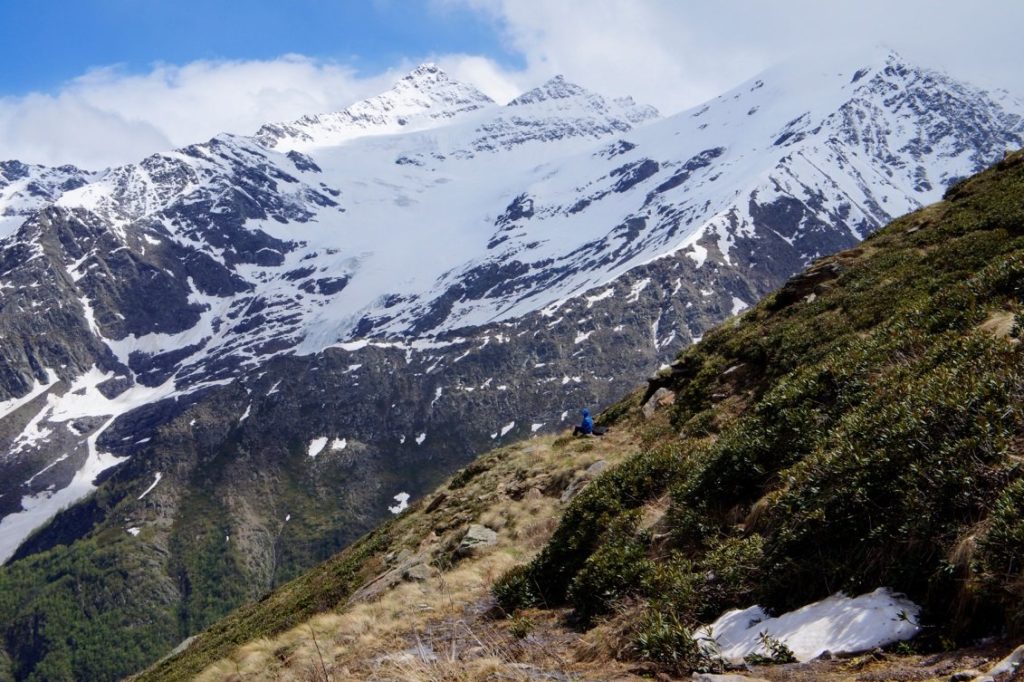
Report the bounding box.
[254,63,497,150]
[0,160,96,237]
[0,48,1021,679]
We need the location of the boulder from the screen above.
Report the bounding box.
[642,387,676,419]
[455,524,498,557]
[560,460,609,502]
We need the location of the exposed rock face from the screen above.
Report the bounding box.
[0,50,1022,681]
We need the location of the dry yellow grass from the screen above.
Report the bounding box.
[194,428,642,682]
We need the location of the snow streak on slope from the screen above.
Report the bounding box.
[0,367,230,562]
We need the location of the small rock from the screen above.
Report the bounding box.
[951,671,984,682]
[424,493,447,513]
[455,524,498,557]
[642,387,675,419]
[401,563,434,582]
[560,460,608,502]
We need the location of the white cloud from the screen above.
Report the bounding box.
[3,1,1022,169]
[0,52,533,169]
[0,56,401,169]
[446,0,1024,113]
[434,54,526,104]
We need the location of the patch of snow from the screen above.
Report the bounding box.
[415,432,426,445]
[695,588,921,663]
[24,454,70,486]
[239,403,251,423]
[431,386,443,407]
[499,421,515,437]
[285,514,291,522]
[388,491,410,514]
[267,380,282,395]
[138,472,163,500]
[585,288,615,308]
[127,527,141,536]
[730,296,749,315]
[688,242,708,268]
[626,278,651,303]
[307,437,328,458]
[574,330,594,344]
[331,438,347,451]
[531,423,545,433]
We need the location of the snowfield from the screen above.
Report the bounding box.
[695,588,921,662]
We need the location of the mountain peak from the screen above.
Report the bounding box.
[396,62,456,90]
[408,62,442,76]
[254,63,495,151]
[508,75,595,106]
[381,62,493,105]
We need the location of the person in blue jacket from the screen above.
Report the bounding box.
[573,408,606,436]
[573,408,594,436]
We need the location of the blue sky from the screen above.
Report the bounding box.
[0,0,521,95]
[1,1,1021,168]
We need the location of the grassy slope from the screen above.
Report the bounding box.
[140,149,1024,680]
[496,149,1024,668]
[136,429,642,681]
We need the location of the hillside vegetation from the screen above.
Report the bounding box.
[137,149,1024,680]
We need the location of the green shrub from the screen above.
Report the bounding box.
[743,631,796,665]
[631,606,706,674]
[492,564,542,615]
[516,446,681,607]
[567,513,652,624]
[976,478,1024,630]
[694,535,765,621]
[507,613,535,640]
